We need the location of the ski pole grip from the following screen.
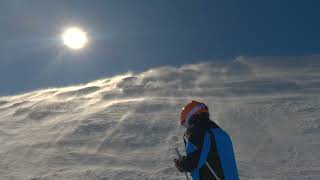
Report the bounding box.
[175,147,190,180]
[175,147,182,157]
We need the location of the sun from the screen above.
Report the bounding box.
[62,27,88,50]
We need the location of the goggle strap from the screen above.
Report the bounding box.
[185,103,207,125]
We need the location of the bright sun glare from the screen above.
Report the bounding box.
[62,27,88,50]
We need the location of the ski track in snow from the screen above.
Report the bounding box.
[0,56,319,180]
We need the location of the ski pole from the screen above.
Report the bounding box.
[205,161,221,180]
[175,147,190,180]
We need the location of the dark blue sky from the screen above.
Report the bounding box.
[0,0,319,95]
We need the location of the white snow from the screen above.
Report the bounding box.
[0,56,319,179]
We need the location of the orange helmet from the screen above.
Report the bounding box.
[180,101,209,127]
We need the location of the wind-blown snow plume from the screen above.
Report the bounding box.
[0,56,319,179]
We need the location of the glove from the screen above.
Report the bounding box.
[174,158,185,172]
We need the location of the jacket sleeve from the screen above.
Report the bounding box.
[179,126,205,172]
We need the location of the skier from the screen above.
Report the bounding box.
[174,101,239,180]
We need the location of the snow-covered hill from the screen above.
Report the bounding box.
[0,56,319,180]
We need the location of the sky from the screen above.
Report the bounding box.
[0,0,319,95]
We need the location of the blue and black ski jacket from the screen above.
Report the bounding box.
[179,117,239,180]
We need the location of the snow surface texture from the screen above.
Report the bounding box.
[0,56,319,180]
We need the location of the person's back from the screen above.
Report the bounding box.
[174,101,239,180]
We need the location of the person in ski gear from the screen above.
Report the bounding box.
[174,101,239,180]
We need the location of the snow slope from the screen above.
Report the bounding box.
[0,56,319,179]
